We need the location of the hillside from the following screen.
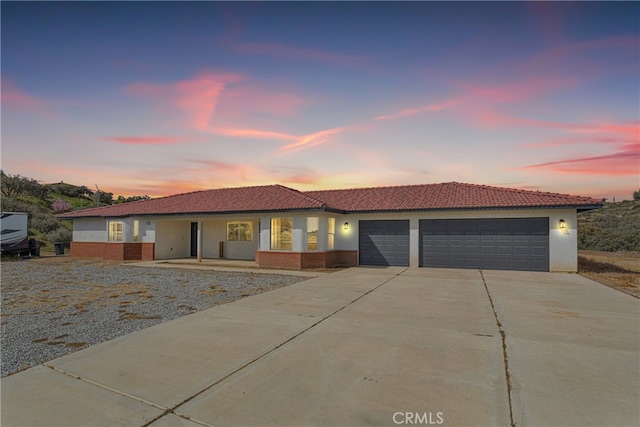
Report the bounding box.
[1,171,148,252]
[578,197,640,252]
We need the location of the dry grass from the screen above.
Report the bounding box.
[578,250,640,298]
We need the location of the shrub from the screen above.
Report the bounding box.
[30,214,61,234]
[46,227,72,243]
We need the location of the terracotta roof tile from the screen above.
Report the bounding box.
[304,182,603,212]
[59,184,326,218]
[59,182,602,219]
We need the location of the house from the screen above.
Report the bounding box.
[58,182,602,272]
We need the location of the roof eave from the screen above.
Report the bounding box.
[342,203,605,214]
[58,206,336,219]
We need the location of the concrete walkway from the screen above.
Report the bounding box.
[1,268,638,426]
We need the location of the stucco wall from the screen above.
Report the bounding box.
[72,218,107,242]
[548,209,578,272]
[154,220,190,259]
[72,218,157,243]
[202,219,225,258]
[202,219,258,260]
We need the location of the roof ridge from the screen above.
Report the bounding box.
[275,184,327,207]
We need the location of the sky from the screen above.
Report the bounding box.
[1,1,638,200]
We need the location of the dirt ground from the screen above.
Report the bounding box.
[578,250,640,298]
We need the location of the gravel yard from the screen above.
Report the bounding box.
[1,257,308,377]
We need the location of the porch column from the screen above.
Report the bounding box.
[197,220,203,262]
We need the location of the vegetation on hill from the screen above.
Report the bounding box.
[0,171,148,250]
[578,190,640,252]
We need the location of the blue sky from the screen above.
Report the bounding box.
[2,1,638,200]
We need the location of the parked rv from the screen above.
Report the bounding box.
[1,212,30,255]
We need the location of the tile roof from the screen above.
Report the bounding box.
[59,182,603,219]
[304,182,603,212]
[59,185,326,218]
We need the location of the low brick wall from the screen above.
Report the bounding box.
[326,250,358,268]
[71,242,155,261]
[256,250,357,270]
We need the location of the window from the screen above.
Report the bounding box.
[108,221,123,242]
[328,218,335,250]
[271,217,292,250]
[133,220,139,242]
[227,221,253,241]
[307,217,318,250]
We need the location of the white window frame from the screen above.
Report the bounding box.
[108,221,123,242]
[271,217,293,250]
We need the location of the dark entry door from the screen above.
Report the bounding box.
[190,222,198,257]
[419,218,549,271]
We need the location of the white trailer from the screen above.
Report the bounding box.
[1,212,30,254]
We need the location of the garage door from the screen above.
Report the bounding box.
[359,220,410,266]
[420,218,549,271]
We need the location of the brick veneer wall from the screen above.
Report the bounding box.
[71,242,155,261]
[325,250,358,268]
[255,250,357,270]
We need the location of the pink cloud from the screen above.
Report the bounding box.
[525,121,639,148]
[375,98,462,121]
[280,126,349,152]
[374,76,574,125]
[456,76,576,106]
[1,78,58,117]
[187,159,255,175]
[215,128,298,142]
[522,149,639,176]
[104,136,191,145]
[127,72,244,132]
[127,72,307,133]
[222,84,306,118]
[522,36,638,74]
[521,119,639,176]
[174,73,243,131]
[231,41,368,66]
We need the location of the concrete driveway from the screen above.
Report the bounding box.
[2,267,638,426]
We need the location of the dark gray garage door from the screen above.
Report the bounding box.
[420,218,549,271]
[359,220,410,266]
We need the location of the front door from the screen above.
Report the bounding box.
[190,222,198,257]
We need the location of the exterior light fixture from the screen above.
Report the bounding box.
[343,222,349,230]
[559,219,566,230]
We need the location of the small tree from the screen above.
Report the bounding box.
[633,189,640,201]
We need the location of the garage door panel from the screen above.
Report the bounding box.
[420,218,549,272]
[359,220,409,267]
[481,245,496,256]
[531,246,547,256]
[497,246,512,256]
[465,246,479,255]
